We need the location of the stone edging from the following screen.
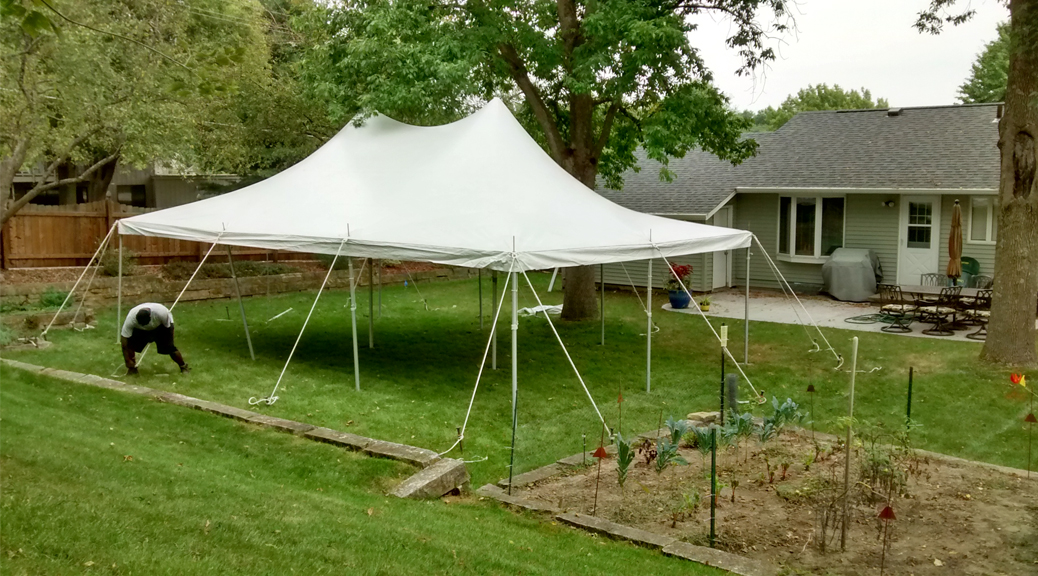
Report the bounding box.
[0,358,469,498]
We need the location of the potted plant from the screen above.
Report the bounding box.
[666,264,693,309]
[699,296,711,312]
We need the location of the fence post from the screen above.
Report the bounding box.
[0,218,9,270]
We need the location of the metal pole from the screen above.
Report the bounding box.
[744,247,751,364]
[479,268,484,331]
[226,246,255,361]
[368,258,374,348]
[710,427,717,547]
[646,257,652,393]
[600,264,605,346]
[377,259,382,318]
[840,336,859,551]
[117,234,123,343]
[508,269,519,494]
[906,366,914,429]
[492,270,498,370]
[720,323,726,425]
[348,258,361,391]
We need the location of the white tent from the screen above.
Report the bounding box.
[117,98,751,269]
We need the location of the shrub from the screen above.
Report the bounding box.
[39,287,72,309]
[100,248,137,277]
[315,253,351,270]
[161,260,297,280]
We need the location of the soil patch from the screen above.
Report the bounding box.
[518,428,1038,575]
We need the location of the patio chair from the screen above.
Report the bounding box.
[877,284,917,333]
[969,274,993,289]
[920,273,945,286]
[917,286,962,336]
[966,289,993,340]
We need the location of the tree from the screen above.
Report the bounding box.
[302,0,792,320]
[918,0,1038,366]
[958,22,1010,103]
[0,0,269,225]
[758,84,889,131]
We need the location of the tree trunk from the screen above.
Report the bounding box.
[0,136,30,216]
[981,0,1038,367]
[560,150,602,321]
[87,155,119,202]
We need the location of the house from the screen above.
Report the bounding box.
[11,163,237,209]
[597,103,1001,293]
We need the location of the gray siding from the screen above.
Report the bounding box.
[731,193,824,290]
[601,253,707,291]
[843,195,898,283]
[939,195,997,280]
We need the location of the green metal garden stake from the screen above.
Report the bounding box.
[710,427,717,548]
[906,367,914,430]
[1025,412,1036,479]
[806,384,815,442]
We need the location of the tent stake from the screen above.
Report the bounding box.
[348,257,361,391]
[368,258,374,348]
[508,269,519,494]
[226,246,255,361]
[646,256,652,393]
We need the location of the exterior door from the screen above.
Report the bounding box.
[897,196,941,284]
[712,206,733,289]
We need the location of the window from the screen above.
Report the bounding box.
[906,201,933,248]
[777,196,845,261]
[968,197,996,243]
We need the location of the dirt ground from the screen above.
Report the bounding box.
[519,428,1038,575]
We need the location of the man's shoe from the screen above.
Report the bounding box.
[126,366,139,376]
[180,364,191,374]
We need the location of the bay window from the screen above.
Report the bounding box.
[777,195,845,261]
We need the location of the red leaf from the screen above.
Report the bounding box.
[618,392,623,404]
[878,506,896,521]
[1011,373,1023,385]
[1025,413,1037,424]
[592,446,608,458]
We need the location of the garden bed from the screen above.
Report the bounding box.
[516,416,1038,575]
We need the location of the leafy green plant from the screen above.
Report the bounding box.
[756,420,777,444]
[100,248,137,277]
[38,287,71,309]
[615,433,635,492]
[690,425,715,459]
[665,416,688,445]
[654,436,688,475]
[771,397,806,430]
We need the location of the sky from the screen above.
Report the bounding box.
[691,0,1008,112]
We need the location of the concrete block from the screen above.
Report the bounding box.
[0,359,46,372]
[662,541,776,576]
[304,427,372,451]
[476,484,558,514]
[246,414,316,435]
[158,392,206,409]
[557,452,590,467]
[363,440,440,468]
[555,512,677,550]
[391,458,469,499]
[192,400,260,422]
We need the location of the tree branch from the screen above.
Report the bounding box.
[592,99,621,160]
[498,43,566,162]
[1,149,121,225]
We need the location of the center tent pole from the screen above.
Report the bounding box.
[348,257,361,391]
[117,233,123,343]
[368,258,374,348]
[226,246,255,361]
[744,247,751,364]
[646,256,653,393]
[508,267,519,494]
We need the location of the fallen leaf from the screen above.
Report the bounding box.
[366,508,374,516]
[84,561,94,567]
[123,455,133,462]
[934,558,944,567]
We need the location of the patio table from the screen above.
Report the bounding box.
[900,285,981,334]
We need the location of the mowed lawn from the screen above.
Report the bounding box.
[5,272,1034,490]
[0,369,720,575]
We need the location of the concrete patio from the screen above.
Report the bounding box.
[663,288,1000,343]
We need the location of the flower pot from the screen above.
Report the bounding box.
[700,303,710,312]
[668,290,691,309]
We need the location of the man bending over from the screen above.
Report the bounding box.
[121,303,190,375]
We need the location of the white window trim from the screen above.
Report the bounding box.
[967,197,996,245]
[775,194,846,264]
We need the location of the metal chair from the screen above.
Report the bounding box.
[917,286,962,336]
[966,289,993,340]
[877,284,917,333]
[919,273,945,286]
[969,274,993,289]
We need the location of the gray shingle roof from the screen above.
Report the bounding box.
[597,103,1001,216]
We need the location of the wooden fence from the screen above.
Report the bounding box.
[0,200,310,268]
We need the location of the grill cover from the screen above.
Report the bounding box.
[822,248,882,302]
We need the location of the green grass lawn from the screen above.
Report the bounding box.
[0,369,721,575]
[5,273,1033,489]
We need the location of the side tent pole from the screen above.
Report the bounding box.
[348,258,361,391]
[646,257,652,393]
[492,270,498,370]
[368,258,374,348]
[377,259,382,318]
[226,246,255,361]
[600,264,605,346]
[478,268,483,331]
[508,269,519,494]
[116,234,123,343]
[743,248,751,365]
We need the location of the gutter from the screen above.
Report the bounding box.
[735,186,997,195]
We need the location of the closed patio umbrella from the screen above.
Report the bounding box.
[947,200,963,282]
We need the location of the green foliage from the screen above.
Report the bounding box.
[720,410,754,445]
[689,425,715,458]
[0,323,15,346]
[654,435,688,475]
[748,84,890,131]
[771,397,806,430]
[301,0,793,191]
[38,287,71,309]
[615,432,636,490]
[161,260,297,280]
[315,253,351,271]
[665,416,688,445]
[100,248,137,277]
[756,420,777,444]
[958,22,1009,103]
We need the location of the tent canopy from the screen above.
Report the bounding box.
[118,98,751,271]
